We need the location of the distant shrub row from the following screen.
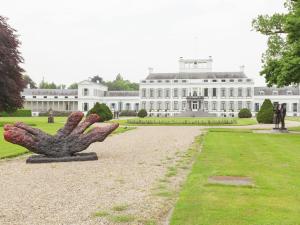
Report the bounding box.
[39,111,71,117]
[119,110,137,117]
[126,118,237,125]
[0,109,32,117]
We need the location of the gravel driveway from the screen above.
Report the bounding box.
[0,126,200,225]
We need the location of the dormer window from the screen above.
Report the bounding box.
[287,90,292,95]
[158,80,162,83]
[238,79,243,82]
[229,79,234,82]
[150,80,154,83]
[165,80,170,83]
[141,80,146,83]
[204,80,208,83]
[182,80,187,83]
[221,79,226,82]
[212,79,217,82]
[174,80,178,83]
[273,91,278,95]
[259,91,264,95]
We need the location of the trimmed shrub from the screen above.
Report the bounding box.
[256,99,274,124]
[87,102,113,122]
[238,108,252,118]
[137,109,147,118]
[119,110,137,117]
[0,109,32,117]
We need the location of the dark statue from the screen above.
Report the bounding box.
[3,112,119,163]
[273,103,287,131]
[48,108,54,123]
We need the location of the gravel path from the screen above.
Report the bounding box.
[0,126,200,225]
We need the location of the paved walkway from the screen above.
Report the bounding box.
[0,126,200,225]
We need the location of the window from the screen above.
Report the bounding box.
[212,88,217,97]
[238,88,243,97]
[204,88,208,97]
[165,102,170,110]
[212,102,217,110]
[221,79,226,82]
[221,88,226,97]
[238,101,242,110]
[173,89,178,98]
[33,96,36,98]
[174,101,178,110]
[22,96,25,99]
[111,103,115,109]
[229,79,234,82]
[83,103,89,111]
[158,80,162,83]
[141,80,146,83]
[165,89,170,98]
[43,96,47,98]
[65,96,68,99]
[204,80,208,83]
[259,91,264,95]
[230,88,234,97]
[75,96,78,99]
[293,103,298,112]
[150,102,154,110]
[212,79,217,82]
[247,101,251,110]
[150,89,154,98]
[247,88,251,97]
[204,101,208,110]
[158,102,162,110]
[54,96,58,99]
[182,102,186,110]
[158,89,162,98]
[229,101,234,110]
[126,103,130,110]
[174,80,178,83]
[165,80,170,83]
[238,79,243,82]
[221,101,226,110]
[83,88,89,96]
[182,89,187,97]
[182,80,187,83]
[142,89,146,98]
[255,103,260,112]
[150,80,154,83]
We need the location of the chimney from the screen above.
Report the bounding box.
[239,65,245,72]
[148,67,154,75]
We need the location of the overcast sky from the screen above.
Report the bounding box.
[2,0,286,86]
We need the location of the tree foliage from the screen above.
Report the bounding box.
[38,80,65,89]
[23,75,37,89]
[0,16,25,112]
[252,0,300,87]
[256,99,274,124]
[68,82,78,89]
[87,102,113,122]
[105,74,139,91]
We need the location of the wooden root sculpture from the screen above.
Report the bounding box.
[3,112,119,162]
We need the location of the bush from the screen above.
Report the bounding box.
[238,108,252,118]
[87,102,112,122]
[137,109,147,118]
[256,99,274,124]
[39,111,71,117]
[119,110,137,117]
[0,109,32,117]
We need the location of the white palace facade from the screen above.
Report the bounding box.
[22,57,300,117]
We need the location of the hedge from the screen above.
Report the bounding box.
[0,109,32,117]
[39,111,71,117]
[119,110,137,117]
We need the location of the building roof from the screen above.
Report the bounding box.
[254,86,300,95]
[21,89,78,96]
[106,91,139,97]
[146,72,247,80]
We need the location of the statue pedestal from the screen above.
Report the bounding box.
[26,152,98,163]
[272,128,289,133]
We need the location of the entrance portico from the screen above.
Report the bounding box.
[186,95,204,111]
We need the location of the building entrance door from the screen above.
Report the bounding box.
[192,101,198,111]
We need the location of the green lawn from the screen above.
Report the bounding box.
[286,116,300,122]
[112,117,257,126]
[0,117,128,159]
[170,129,300,225]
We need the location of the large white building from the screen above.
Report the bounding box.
[21,57,300,117]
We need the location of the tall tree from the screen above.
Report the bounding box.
[0,16,25,112]
[105,74,139,91]
[90,75,104,84]
[252,0,300,87]
[23,75,37,89]
[68,82,78,89]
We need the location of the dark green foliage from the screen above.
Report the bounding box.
[238,108,252,118]
[23,75,37,89]
[0,109,31,117]
[39,80,65,89]
[105,74,139,91]
[256,99,274,124]
[87,102,112,122]
[0,16,25,112]
[137,109,147,118]
[68,83,78,89]
[119,110,137,117]
[252,0,300,86]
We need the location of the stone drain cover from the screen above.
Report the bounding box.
[208,176,254,186]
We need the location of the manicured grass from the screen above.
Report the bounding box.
[0,117,130,159]
[112,117,257,126]
[170,129,300,225]
[286,116,300,122]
